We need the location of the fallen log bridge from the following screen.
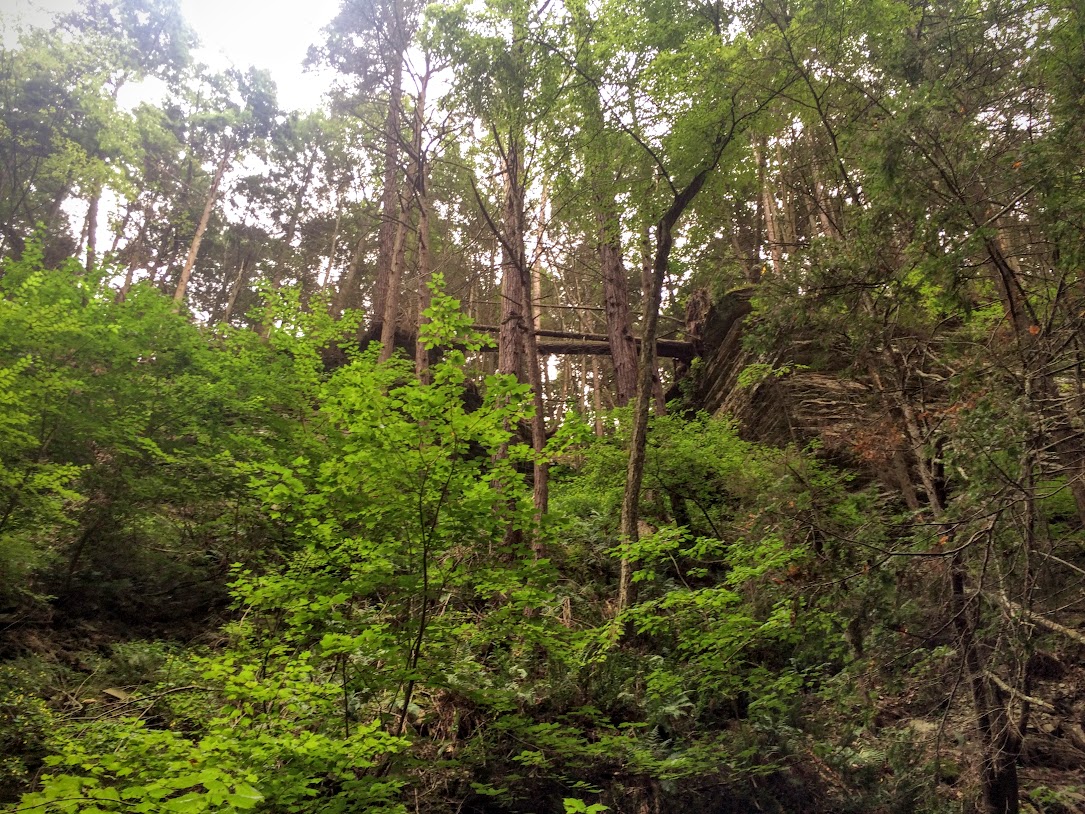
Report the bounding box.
[471,326,696,362]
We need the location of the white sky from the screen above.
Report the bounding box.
[1,0,343,111]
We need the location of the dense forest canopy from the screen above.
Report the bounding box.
[2,0,1085,812]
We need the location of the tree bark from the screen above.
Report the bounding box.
[378,200,411,362]
[618,168,713,613]
[221,257,248,324]
[598,203,638,406]
[413,76,432,382]
[380,75,426,363]
[333,236,369,317]
[174,142,232,304]
[498,138,528,382]
[415,177,431,382]
[755,138,785,273]
[369,55,404,335]
[85,184,100,275]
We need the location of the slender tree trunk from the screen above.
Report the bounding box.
[755,139,785,273]
[109,204,132,256]
[531,185,547,333]
[413,73,433,381]
[555,356,569,425]
[221,257,248,324]
[175,142,232,304]
[378,203,411,362]
[951,546,1023,814]
[498,140,527,382]
[592,357,604,436]
[618,169,713,613]
[598,202,638,406]
[381,77,426,363]
[369,55,404,334]
[85,185,100,275]
[415,172,431,382]
[320,189,345,293]
[270,148,318,291]
[577,354,588,415]
[868,327,1027,814]
[333,236,368,317]
[503,137,549,528]
[983,212,1085,524]
[117,207,155,302]
[523,281,549,537]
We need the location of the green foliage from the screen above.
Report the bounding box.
[548,412,875,797]
[8,278,575,812]
[736,362,810,389]
[563,798,609,813]
[0,665,55,803]
[0,242,330,615]
[5,0,1084,810]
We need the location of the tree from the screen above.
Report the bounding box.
[427,0,569,521]
[173,67,277,305]
[315,0,426,338]
[564,0,784,611]
[738,0,1085,809]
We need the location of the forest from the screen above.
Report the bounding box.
[2,0,1085,812]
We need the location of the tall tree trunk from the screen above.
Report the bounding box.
[270,148,318,291]
[378,202,411,362]
[413,76,432,383]
[333,236,368,317]
[497,139,528,382]
[618,168,713,613]
[117,214,149,303]
[951,546,1023,814]
[592,357,604,436]
[174,141,232,304]
[982,210,1085,525]
[598,202,638,406]
[380,77,426,363]
[415,172,431,382]
[85,184,100,275]
[755,139,785,273]
[522,277,549,536]
[504,137,549,527]
[221,257,248,324]
[369,55,404,335]
[319,188,345,293]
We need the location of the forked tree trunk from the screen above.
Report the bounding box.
[618,168,713,613]
[754,139,785,273]
[380,78,426,363]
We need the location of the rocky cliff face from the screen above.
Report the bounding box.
[686,289,867,446]
[682,287,907,494]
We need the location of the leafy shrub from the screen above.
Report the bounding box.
[0,665,54,803]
